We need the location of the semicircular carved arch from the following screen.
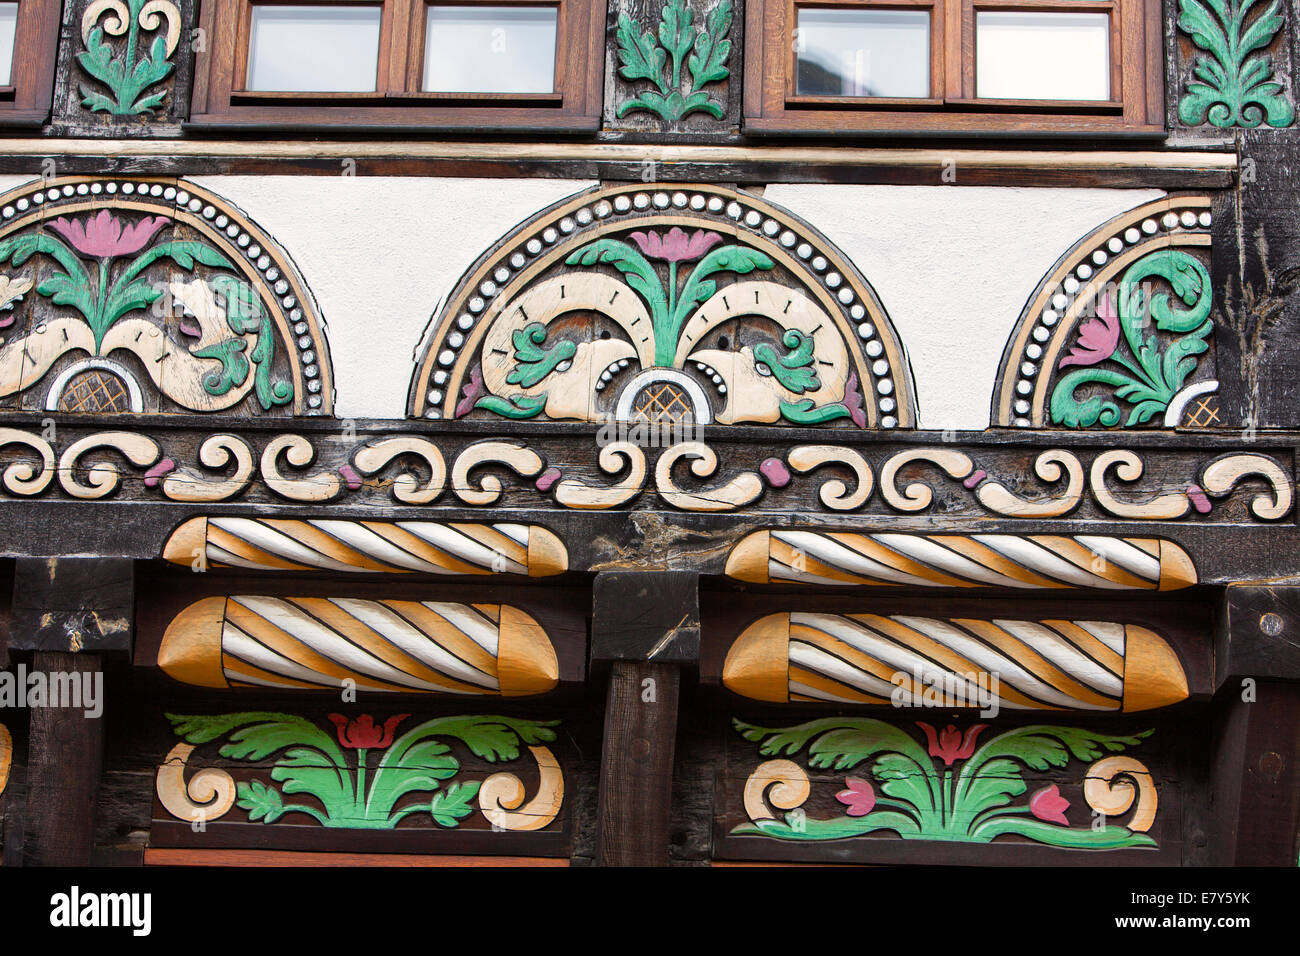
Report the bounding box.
[993,196,1215,430]
[0,177,333,416]
[409,183,917,429]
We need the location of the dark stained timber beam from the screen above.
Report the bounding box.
[10,558,134,655]
[1209,586,1300,865]
[22,652,104,866]
[593,572,699,865]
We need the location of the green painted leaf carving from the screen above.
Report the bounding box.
[1050,249,1214,429]
[1178,0,1294,128]
[210,275,293,409]
[754,329,820,393]
[474,393,547,419]
[506,323,577,388]
[237,780,287,823]
[566,239,669,328]
[430,781,482,828]
[778,398,853,424]
[77,0,177,116]
[616,0,731,123]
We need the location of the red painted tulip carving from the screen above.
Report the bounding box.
[1029,784,1071,825]
[328,713,408,750]
[917,722,987,766]
[49,210,170,258]
[627,226,723,263]
[1058,293,1121,369]
[835,776,877,817]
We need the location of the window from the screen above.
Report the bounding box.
[744,0,1162,135]
[190,0,606,129]
[0,0,60,124]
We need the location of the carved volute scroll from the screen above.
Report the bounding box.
[993,196,1215,430]
[0,177,332,416]
[409,183,916,429]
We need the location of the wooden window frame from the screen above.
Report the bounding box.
[744,0,1163,136]
[0,0,60,125]
[189,0,606,129]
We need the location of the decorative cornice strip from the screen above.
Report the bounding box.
[725,531,1196,590]
[722,612,1189,712]
[162,517,568,576]
[158,597,559,696]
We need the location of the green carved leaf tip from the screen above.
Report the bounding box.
[475,393,546,419]
[506,322,577,387]
[237,780,286,823]
[618,0,730,124]
[430,781,481,828]
[615,13,668,88]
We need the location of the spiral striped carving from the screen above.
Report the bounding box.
[158,596,559,696]
[477,745,565,831]
[726,531,1196,591]
[722,612,1189,712]
[163,517,567,577]
[155,742,237,824]
[1085,756,1157,832]
[0,723,11,799]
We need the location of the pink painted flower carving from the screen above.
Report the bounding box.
[1058,293,1121,369]
[835,777,876,817]
[627,227,722,263]
[49,210,170,258]
[1029,784,1070,825]
[917,722,987,766]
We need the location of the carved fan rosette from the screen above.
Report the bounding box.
[410,184,916,429]
[0,177,331,416]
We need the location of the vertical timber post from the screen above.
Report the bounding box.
[592,571,699,866]
[10,558,133,866]
[1209,584,1300,865]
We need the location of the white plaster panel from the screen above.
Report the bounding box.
[764,184,1166,430]
[192,176,595,420]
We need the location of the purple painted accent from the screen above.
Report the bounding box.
[536,467,562,492]
[1187,484,1212,514]
[143,458,176,487]
[1059,292,1121,369]
[844,371,867,428]
[627,227,723,263]
[454,366,484,418]
[339,464,363,490]
[963,469,986,489]
[760,458,791,487]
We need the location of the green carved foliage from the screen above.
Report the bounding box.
[1178,0,1295,128]
[78,0,178,116]
[616,0,733,123]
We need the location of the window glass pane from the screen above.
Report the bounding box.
[795,8,930,98]
[976,12,1110,100]
[0,3,18,87]
[247,5,382,92]
[423,6,557,93]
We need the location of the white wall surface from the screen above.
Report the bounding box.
[193,176,596,420]
[765,184,1165,430]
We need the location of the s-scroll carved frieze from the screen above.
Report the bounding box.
[994,197,1216,430]
[0,178,331,416]
[409,184,916,429]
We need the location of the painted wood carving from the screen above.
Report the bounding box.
[154,712,564,838]
[726,531,1197,590]
[0,425,1290,526]
[157,596,559,695]
[732,718,1158,850]
[0,723,11,799]
[1177,0,1294,128]
[721,613,1189,711]
[993,197,1217,429]
[408,184,916,428]
[77,0,183,115]
[162,517,568,576]
[0,178,331,415]
[615,0,732,123]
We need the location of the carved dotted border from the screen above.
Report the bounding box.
[418,186,909,428]
[1006,203,1212,428]
[0,178,330,415]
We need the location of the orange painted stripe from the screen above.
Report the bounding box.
[955,619,1115,709]
[826,533,979,588]
[790,624,901,687]
[788,664,891,705]
[208,526,313,571]
[265,520,396,572]
[770,538,888,585]
[385,601,499,679]
[360,523,486,575]
[1033,536,1152,588]
[1044,620,1125,677]
[928,538,1068,588]
[450,523,528,565]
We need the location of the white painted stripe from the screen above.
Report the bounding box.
[493,523,530,546]
[974,535,1122,589]
[206,545,312,573]
[788,640,898,699]
[211,517,360,573]
[1074,620,1127,655]
[421,602,500,656]
[221,625,339,687]
[995,620,1123,696]
[774,532,930,586]
[890,615,1110,710]
[330,598,497,689]
[309,519,447,574]
[233,596,437,691]
[396,522,526,573]
[870,533,1039,588]
[1072,536,1160,580]
[789,681,859,704]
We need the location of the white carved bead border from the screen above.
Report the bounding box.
[413,184,913,428]
[0,177,332,415]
